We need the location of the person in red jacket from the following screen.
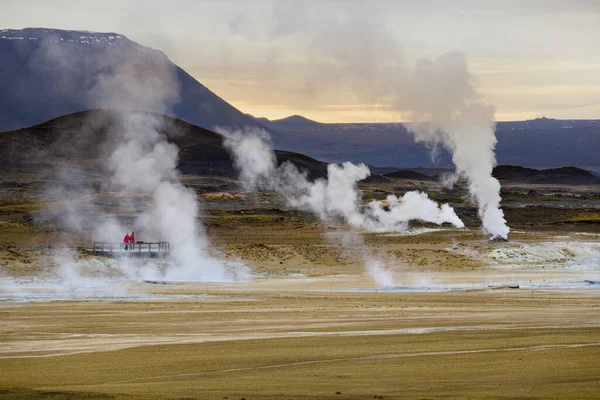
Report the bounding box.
[130,232,135,250]
[123,232,130,251]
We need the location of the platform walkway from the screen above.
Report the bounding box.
[89,241,170,257]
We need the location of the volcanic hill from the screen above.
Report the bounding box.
[0,110,327,179]
[0,28,274,135]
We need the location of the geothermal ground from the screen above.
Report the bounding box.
[1,177,600,399]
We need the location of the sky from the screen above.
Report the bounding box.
[1,0,599,122]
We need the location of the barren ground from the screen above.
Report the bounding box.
[1,179,600,399]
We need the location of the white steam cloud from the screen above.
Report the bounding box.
[401,53,509,239]
[306,31,510,239]
[319,22,510,239]
[34,38,230,283]
[221,127,463,287]
[229,4,510,239]
[220,127,464,232]
[366,192,465,232]
[104,113,226,281]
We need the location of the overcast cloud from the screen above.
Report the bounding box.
[1,0,599,121]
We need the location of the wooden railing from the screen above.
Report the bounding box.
[92,241,170,253]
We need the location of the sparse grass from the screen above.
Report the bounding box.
[425,191,468,204]
[0,220,28,229]
[2,173,600,399]
[567,212,600,222]
[0,388,154,399]
[0,199,44,214]
[204,213,288,227]
[204,212,316,229]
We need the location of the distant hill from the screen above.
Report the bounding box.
[2,28,598,172]
[259,115,600,172]
[0,28,275,136]
[378,165,600,185]
[2,110,597,189]
[492,166,539,181]
[246,114,271,125]
[269,115,324,128]
[0,109,327,179]
[492,165,600,185]
[379,165,600,185]
[383,170,436,181]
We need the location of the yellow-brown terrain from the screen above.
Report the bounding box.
[2,180,600,399]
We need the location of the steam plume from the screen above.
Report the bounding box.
[35,37,228,282]
[401,53,509,239]
[307,32,510,239]
[230,4,510,239]
[221,127,464,232]
[106,113,225,281]
[222,127,463,286]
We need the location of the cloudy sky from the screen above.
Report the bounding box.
[2,0,599,122]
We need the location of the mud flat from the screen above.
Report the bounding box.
[2,203,600,398]
[1,271,600,399]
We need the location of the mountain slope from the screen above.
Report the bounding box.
[0,109,327,179]
[0,28,274,135]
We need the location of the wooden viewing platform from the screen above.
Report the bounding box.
[90,241,170,257]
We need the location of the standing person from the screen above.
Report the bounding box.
[130,232,135,250]
[123,232,130,251]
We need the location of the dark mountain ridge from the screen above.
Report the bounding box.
[0,28,275,136]
[2,27,598,173]
[492,165,600,185]
[1,110,597,188]
[378,165,600,185]
[259,114,600,172]
[0,109,327,179]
